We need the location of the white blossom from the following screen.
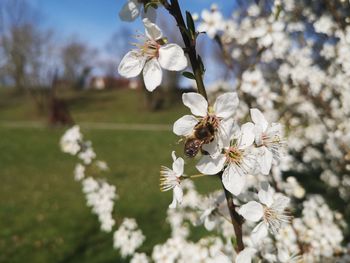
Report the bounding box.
[238,184,290,243]
[60,125,82,155]
[197,123,255,196]
[250,108,284,175]
[118,18,187,92]
[160,151,184,208]
[113,218,145,258]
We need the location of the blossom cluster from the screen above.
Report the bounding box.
[113,218,146,258]
[60,125,116,232]
[57,0,350,262]
[60,125,148,260]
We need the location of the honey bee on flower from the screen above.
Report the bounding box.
[173,92,239,158]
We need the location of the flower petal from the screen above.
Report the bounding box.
[236,247,257,263]
[158,44,188,71]
[239,122,255,149]
[118,0,141,22]
[258,183,274,207]
[143,58,162,91]
[172,157,184,177]
[238,201,264,222]
[250,108,268,132]
[202,137,220,158]
[182,92,208,117]
[272,194,290,212]
[196,154,226,175]
[118,50,146,78]
[143,18,162,40]
[204,217,216,231]
[173,115,198,136]
[171,151,177,162]
[222,165,246,196]
[169,185,183,208]
[257,146,273,175]
[214,92,239,119]
[251,222,268,244]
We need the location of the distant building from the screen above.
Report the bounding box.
[89,76,141,90]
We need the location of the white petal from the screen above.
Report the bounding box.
[169,185,183,208]
[173,115,198,136]
[268,123,282,138]
[236,247,257,263]
[257,146,273,175]
[204,217,216,231]
[118,50,146,78]
[201,10,211,21]
[143,58,162,91]
[250,108,268,132]
[238,201,264,222]
[158,44,188,71]
[214,92,239,119]
[119,0,141,22]
[182,92,208,117]
[172,157,184,177]
[143,18,162,40]
[222,165,246,196]
[239,122,255,149]
[171,151,177,162]
[258,183,274,207]
[202,137,220,158]
[272,194,290,211]
[251,222,268,244]
[196,154,226,175]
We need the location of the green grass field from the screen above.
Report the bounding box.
[0,88,220,262]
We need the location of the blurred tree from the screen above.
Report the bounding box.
[0,0,55,91]
[61,40,95,89]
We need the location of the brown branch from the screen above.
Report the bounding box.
[163,0,207,100]
[222,183,245,252]
[162,0,245,253]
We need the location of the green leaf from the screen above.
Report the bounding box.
[186,11,196,39]
[197,55,206,75]
[182,71,196,80]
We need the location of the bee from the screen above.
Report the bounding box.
[184,120,216,158]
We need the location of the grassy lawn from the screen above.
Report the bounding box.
[0,88,189,124]
[0,89,221,262]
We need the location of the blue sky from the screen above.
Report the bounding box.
[32,0,236,50]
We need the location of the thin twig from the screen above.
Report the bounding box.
[163,0,207,100]
[221,179,245,252]
[162,0,245,253]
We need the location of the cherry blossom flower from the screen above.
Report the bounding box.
[197,6,225,38]
[118,18,188,92]
[236,247,257,263]
[60,125,82,155]
[196,122,256,195]
[74,163,85,181]
[250,108,284,175]
[113,218,145,258]
[238,184,290,243]
[119,0,156,22]
[78,143,96,165]
[173,92,239,156]
[160,151,184,208]
[130,253,149,263]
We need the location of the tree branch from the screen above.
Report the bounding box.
[163,0,207,100]
[163,0,245,253]
[221,179,245,253]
